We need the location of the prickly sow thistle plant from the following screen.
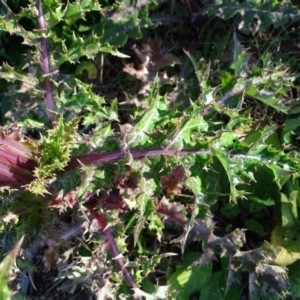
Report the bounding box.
[2,0,300,299]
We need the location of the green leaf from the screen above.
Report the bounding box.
[281,192,298,229]
[169,252,211,299]
[254,126,279,144]
[0,15,38,43]
[199,272,224,300]
[0,236,24,300]
[185,176,203,199]
[64,1,85,25]
[135,82,164,132]
[214,150,241,203]
[165,115,208,150]
[98,1,155,47]
[288,260,300,298]
[203,1,299,32]
[283,118,300,143]
[232,31,251,77]
[134,193,148,247]
[271,225,300,266]
[46,5,65,28]
[221,202,239,218]
[245,219,267,236]
[248,197,275,212]
[123,82,167,147]
[245,84,289,113]
[0,63,38,86]
[268,164,292,188]
[57,32,129,65]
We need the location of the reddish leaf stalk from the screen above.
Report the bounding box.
[69,149,210,169]
[37,0,56,127]
[84,199,136,289]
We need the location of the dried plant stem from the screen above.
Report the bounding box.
[37,0,56,127]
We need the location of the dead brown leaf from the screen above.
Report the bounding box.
[160,165,186,197]
[123,38,180,94]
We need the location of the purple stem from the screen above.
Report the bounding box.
[37,0,56,127]
[68,149,210,169]
[157,205,211,238]
[103,225,136,289]
[84,198,136,289]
